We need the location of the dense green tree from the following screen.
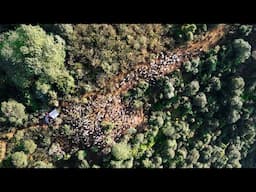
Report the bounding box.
[226,144,241,168]
[77,150,87,161]
[232,39,251,64]
[33,161,54,168]
[163,81,175,99]
[0,25,75,108]
[149,111,165,127]
[43,24,74,42]
[205,55,218,73]
[11,151,28,168]
[187,149,200,164]
[71,24,165,78]
[238,25,253,36]
[133,100,144,109]
[110,158,134,168]
[166,139,177,150]
[209,76,221,91]
[162,122,175,137]
[79,160,90,168]
[228,110,241,124]
[231,76,245,90]
[111,142,132,161]
[186,80,200,96]
[211,146,228,168]
[193,92,208,108]
[229,96,243,110]
[183,61,192,72]
[23,139,37,154]
[0,99,27,126]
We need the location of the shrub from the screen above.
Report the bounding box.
[11,151,28,168]
[111,142,131,161]
[23,139,37,154]
[193,92,208,108]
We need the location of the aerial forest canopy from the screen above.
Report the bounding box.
[0,25,75,110]
[0,24,256,168]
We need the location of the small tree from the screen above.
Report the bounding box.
[238,25,252,36]
[209,76,221,91]
[33,161,53,168]
[187,149,200,164]
[79,160,90,168]
[149,111,165,127]
[134,133,144,144]
[193,92,208,108]
[186,80,200,96]
[228,110,241,124]
[229,96,243,110]
[133,100,144,109]
[231,76,245,90]
[77,150,87,161]
[11,151,28,168]
[111,142,131,161]
[164,81,175,99]
[23,139,37,154]
[162,122,175,137]
[232,39,251,64]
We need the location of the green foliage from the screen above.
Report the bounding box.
[209,77,221,91]
[238,25,253,36]
[43,24,74,42]
[0,25,74,109]
[228,110,241,124]
[0,99,27,126]
[79,160,90,168]
[167,24,208,44]
[162,122,175,137]
[186,80,200,96]
[110,158,134,168]
[133,100,144,109]
[231,76,245,90]
[48,143,65,161]
[33,161,54,168]
[183,57,200,74]
[77,150,87,161]
[23,139,37,154]
[149,111,165,127]
[187,149,200,164]
[14,130,25,142]
[193,92,208,108]
[71,24,165,79]
[134,133,144,143]
[232,39,251,64]
[229,96,243,110]
[92,164,101,168]
[111,142,132,161]
[11,151,28,168]
[163,80,175,99]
